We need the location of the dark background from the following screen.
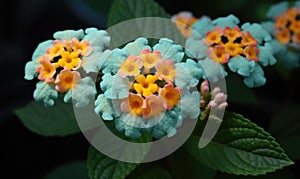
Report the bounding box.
[1,0,299,178]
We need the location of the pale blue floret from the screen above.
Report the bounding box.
[192,17,214,38]
[198,57,228,83]
[153,38,184,63]
[115,114,143,139]
[72,77,97,108]
[53,29,84,40]
[179,89,200,120]
[123,37,151,56]
[212,14,239,28]
[243,64,266,88]
[258,43,277,67]
[95,94,118,121]
[228,56,256,76]
[148,109,180,139]
[83,28,110,51]
[185,37,208,59]
[241,23,272,44]
[260,21,275,35]
[100,49,128,74]
[81,49,102,73]
[24,40,53,80]
[33,81,58,107]
[266,1,288,19]
[100,73,132,99]
[175,59,203,87]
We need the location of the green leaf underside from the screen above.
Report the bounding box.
[185,112,293,176]
[44,161,88,179]
[108,0,170,27]
[87,146,139,179]
[14,100,79,136]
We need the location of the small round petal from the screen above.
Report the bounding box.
[243,63,266,88]
[72,77,97,108]
[192,17,214,37]
[33,81,58,107]
[185,37,208,59]
[83,28,110,51]
[123,37,151,56]
[174,59,203,87]
[228,56,256,76]
[266,1,288,19]
[114,114,142,139]
[81,47,102,73]
[100,49,128,74]
[32,40,53,61]
[100,73,132,99]
[155,59,176,82]
[260,21,275,34]
[95,94,118,120]
[24,61,40,80]
[257,43,277,66]
[148,109,180,139]
[212,14,240,28]
[159,84,181,110]
[55,70,81,92]
[198,57,228,82]
[241,23,272,44]
[118,55,142,78]
[179,89,200,120]
[153,38,184,63]
[53,29,84,40]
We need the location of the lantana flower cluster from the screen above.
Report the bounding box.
[261,1,300,69]
[94,38,202,139]
[186,14,277,88]
[24,28,110,107]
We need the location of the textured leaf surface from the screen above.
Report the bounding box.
[185,112,294,176]
[87,146,138,179]
[14,100,79,136]
[108,0,170,27]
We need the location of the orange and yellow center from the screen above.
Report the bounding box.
[274,7,300,45]
[204,27,259,63]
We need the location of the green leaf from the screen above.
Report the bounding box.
[87,146,139,179]
[184,111,294,176]
[44,161,88,179]
[128,166,172,179]
[107,0,170,27]
[167,147,216,179]
[14,100,80,136]
[269,104,300,160]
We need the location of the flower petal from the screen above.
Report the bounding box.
[24,61,39,80]
[100,73,132,99]
[81,47,102,73]
[179,89,200,120]
[53,29,84,40]
[100,49,128,74]
[123,37,151,56]
[83,28,110,51]
[212,14,240,28]
[258,43,277,66]
[72,77,97,108]
[192,17,214,38]
[114,114,142,139]
[228,56,256,76]
[241,23,271,44]
[33,81,58,107]
[266,1,288,19]
[95,94,118,121]
[175,59,203,87]
[243,64,266,88]
[198,57,227,82]
[260,21,275,34]
[185,37,208,59]
[32,40,53,61]
[153,38,184,63]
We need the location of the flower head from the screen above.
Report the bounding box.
[261,1,300,69]
[186,14,276,88]
[172,11,199,38]
[24,28,110,107]
[95,38,202,139]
